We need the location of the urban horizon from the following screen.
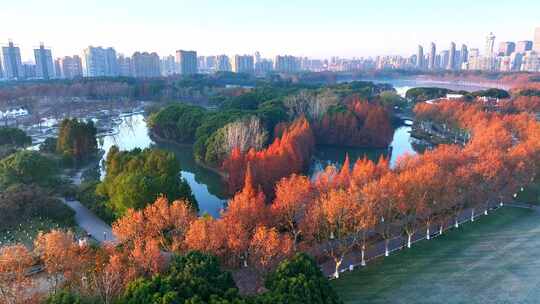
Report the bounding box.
[1,26,539,81]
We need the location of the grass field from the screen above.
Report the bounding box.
[0,218,83,248]
[332,207,540,304]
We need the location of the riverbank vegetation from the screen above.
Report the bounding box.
[96,146,197,217]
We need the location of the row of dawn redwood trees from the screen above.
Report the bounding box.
[1,99,539,303]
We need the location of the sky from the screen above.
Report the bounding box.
[1,0,539,61]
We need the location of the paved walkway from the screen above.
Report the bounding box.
[60,197,115,243]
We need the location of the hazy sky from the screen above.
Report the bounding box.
[2,0,539,61]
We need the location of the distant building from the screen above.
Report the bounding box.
[232,55,254,74]
[255,59,273,75]
[535,27,540,52]
[83,46,119,77]
[416,45,424,69]
[216,55,231,72]
[460,44,468,68]
[498,42,516,56]
[521,51,540,72]
[1,41,23,80]
[132,52,160,78]
[205,56,217,72]
[448,42,456,70]
[485,32,496,57]
[34,43,55,80]
[516,40,533,53]
[274,55,300,73]
[22,62,36,79]
[176,50,198,75]
[160,55,176,76]
[428,42,436,70]
[117,54,133,77]
[441,50,450,69]
[54,58,62,78]
[58,55,83,79]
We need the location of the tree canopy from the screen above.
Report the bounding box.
[97,146,197,216]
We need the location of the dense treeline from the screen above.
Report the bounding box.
[0,73,260,103]
[405,87,510,102]
[313,99,393,147]
[96,146,197,216]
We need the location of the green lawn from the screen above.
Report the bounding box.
[332,207,540,304]
[0,218,83,248]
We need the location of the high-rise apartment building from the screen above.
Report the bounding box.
[274,55,300,73]
[416,45,424,69]
[160,55,176,76]
[216,55,231,72]
[485,32,496,57]
[255,59,273,75]
[428,42,436,70]
[117,55,133,77]
[498,42,516,56]
[534,27,540,52]
[58,55,83,79]
[460,44,468,67]
[34,43,55,80]
[448,42,456,70]
[1,41,23,80]
[83,46,119,77]
[516,41,533,53]
[441,50,450,70]
[132,52,160,78]
[176,50,198,75]
[232,55,254,74]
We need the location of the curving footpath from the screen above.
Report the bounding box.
[60,197,116,243]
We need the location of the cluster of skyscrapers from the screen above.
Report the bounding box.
[1,27,539,81]
[410,28,540,72]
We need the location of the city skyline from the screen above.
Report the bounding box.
[2,0,540,61]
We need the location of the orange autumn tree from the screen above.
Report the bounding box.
[221,166,268,267]
[0,244,34,304]
[313,99,393,148]
[301,188,364,279]
[112,197,196,252]
[34,230,85,294]
[223,116,315,196]
[185,216,228,260]
[248,226,293,274]
[271,174,313,250]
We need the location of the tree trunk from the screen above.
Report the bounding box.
[471,209,475,222]
[426,226,430,240]
[484,209,488,216]
[407,233,412,248]
[385,239,390,257]
[454,218,459,228]
[334,257,342,279]
[361,245,366,266]
[439,224,443,235]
